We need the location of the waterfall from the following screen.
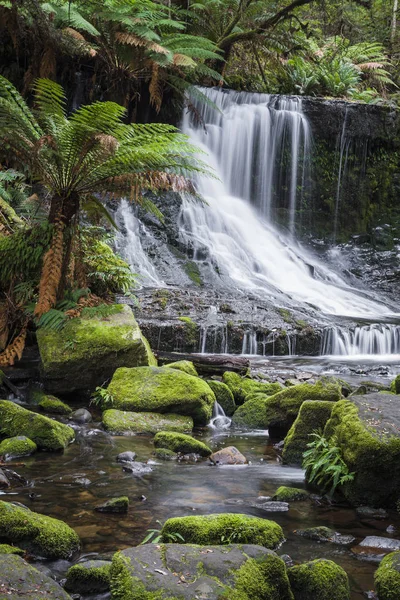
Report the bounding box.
[333,108,350,242]
[209,401,231,430]
[320,324,400,356]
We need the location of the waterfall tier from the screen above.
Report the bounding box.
[320,324,400,357]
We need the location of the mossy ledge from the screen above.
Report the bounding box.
[154,431,211,457]
[0,501,80,559]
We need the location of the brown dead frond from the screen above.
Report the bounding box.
[65,293,105,318]
[173,53,195,67]
[94,133,119,153]
[62,28,97,56]
[0,304,8,352]
[34,217,65,317]
[116,32,169,55]
[149,63,163,113]
[40,46,57,79]
[0,324,27,367]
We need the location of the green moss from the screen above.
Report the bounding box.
[66,561,111,593]
[288,559,350,600]
[206,380,236,416]
[182,260,202,286]
[390,375,400,394]
[152,289,171,310]
[107,366,215,426]
[177,316,198,347]
[231,395,269,429]
[0,501,80,559]
[161,514,284,549]
[282,401,334,465]
[322,400,400,506]
[153,448,177,460]
[0,436,37,459]
[0,400,74,451]
[81,304,124,319]
[278,308,293,323]
[222,372,282,405]
[154,431,211,457]
[374,551,400,600]
[0,369,4,385]
[95,497,129,514]
[222,554,294,600]
[164,360,198,377]
[39,395,72,415]
[102,409,193,435]
[0,543,24,555]
[273,486,309,502]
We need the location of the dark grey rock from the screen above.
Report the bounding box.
[116,451,137,463]
[70,409,92,424]
[251,501,289,512]
[356,506,388,520]
[0,468,10,489]
[0,554,71,599]
[295,526,355,545]
[359,536,400,550]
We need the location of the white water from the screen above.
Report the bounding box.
[321,324,400,357]
[179,87,397,319]
[209,401,232,430]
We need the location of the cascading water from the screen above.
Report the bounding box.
[209,401,231,430]
[321,324,400,357]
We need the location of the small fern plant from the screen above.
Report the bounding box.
[140,520,185,545]
[302,431,355,497]
[90,386,114,409]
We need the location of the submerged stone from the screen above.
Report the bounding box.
[295,526,355,545]
[153,447,177,460]
[0,554,71,599]
[374,550,400,600]
[102,409,193,434]
[95,496,129,514]
[107,365,215,426]
[65,560,111,594]
[0,501,80,559]
[37,304,156,394]
[356,506,389,520]
[209,446,247,465]
[122,462,153,476]
[153,431,211,456]
[207,380,236,416]
[0,400,74,451]
[288,558,350,600]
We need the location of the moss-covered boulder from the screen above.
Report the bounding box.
[0,400,74,451]
[222,372,282,404]
[390,375,400,394]
[282,401,334,465]
[102,409,193,435]
[0,501,80,559]
[374,550,400,600]
[108,366,215,426]
[38,395,72,415]
[65,560,111,594]
[95,497,128,514]
[323,395,400,506]
[0,554,72,599]
[37,304,156,394]
[154,431,211,456]
[0,436,37,459]
[207,380,236,416]
[165,360,198,376]
[162,514,284,549]
[273,486,309,502]
[232,395,269,429]
[288,559,350,600]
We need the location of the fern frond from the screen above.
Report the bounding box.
[0,324,27,366]
[34,218,65,317]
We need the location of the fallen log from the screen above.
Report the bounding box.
[156,352,250,376]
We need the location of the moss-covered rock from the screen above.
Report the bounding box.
[222,372,282,404]
[0,400,74,451]
[207,380,236,416]
[153,448,177,460]
[282,401,334,465]
[0,501,80,559]
[273,486,309,502]
[37,304,156,394]
[374,550,400,600]
[38,395,72,415]
[108,366,215,426]
[0,543,24,555]
[95,497,129,514]
[323,396,400,506]
[231,395,270,429]
[0,436,37,459]
[154,431,211,456]
[165,360,198,376]
[102,409,193,434]
[66,560,111,594]
[288,559,350,600]
[161,514,284,549]
[390,375,400,394]
[0,554,72,599]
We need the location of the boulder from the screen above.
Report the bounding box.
[65,560,111,594]
[232,395,270,429]
[95,496,129,514]
[69,408,92,423]
[161,514,284,549]
[37,304,156,394]
[110,544,293,600]
[102,409,193,434]
[154,431,211,457]
[374,550,400,600]
[0,554,71,599]
[222,372,282,404]
[0,435,37,459]
[282,401,334,465]
[0,501,80,559]
[351,536,400,561]
[164,360,198,376]
[323,395,400,506]
[391,375,400,394]
[0,400,74,451]
[206,380,236,416]
[108,366,215,426]
[273,487,310,502]
[288,559,350,600]
[210,446,247,465]
[38,394,72,415]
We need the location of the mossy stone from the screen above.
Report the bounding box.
[0,436,37,459]
[206,380,236,416]
[288,559,350,600]
[108,366,215,426]
[282,400,334,465]
[154,448,177,460]
[231,395,270,429]
[164,360,198,376]
[102,409,193,434]
[39,395,72,415]
[66,560,111,594]
[0,554,72,599]
[273,486,309,502]
[154,431,211,456]
[37,304,156,394]
[0,400,74,451]
[0,543,24,555]
[390,375,400,394]
[95,497,129,514]
[0,501,80,559]
[374,550,400,600]
[162,514,284,549]
[222,372,282,404]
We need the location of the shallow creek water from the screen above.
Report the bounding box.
[3,358,400,599]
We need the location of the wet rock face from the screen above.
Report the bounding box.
[0,554,71,599]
